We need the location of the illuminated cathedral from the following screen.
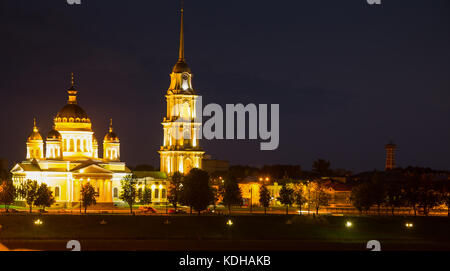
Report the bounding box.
[159,6,204,175]
[11,74,130,206]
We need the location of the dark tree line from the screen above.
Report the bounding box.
[351,171,449,216]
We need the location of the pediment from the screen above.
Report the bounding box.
[71,164,113,174]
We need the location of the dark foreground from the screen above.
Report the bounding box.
[0,214,449,251]
[3,239,450,251]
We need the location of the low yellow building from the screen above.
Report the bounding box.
[133,171,169,204]
[11,75,130,207]
[239,178,352,208]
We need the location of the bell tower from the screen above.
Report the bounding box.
[159,4,204,175]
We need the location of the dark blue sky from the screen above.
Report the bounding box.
[0,0,449,172]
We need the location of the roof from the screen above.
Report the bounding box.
[133,171,167,180]
[56,104,89,120]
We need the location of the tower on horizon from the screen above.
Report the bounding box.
[159,4,204,175]
[385,141,397,170]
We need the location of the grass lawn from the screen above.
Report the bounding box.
[0,214,449,248]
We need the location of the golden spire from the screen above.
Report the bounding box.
[109,118,113,133]
[67,72,78,104]
[178,0,185,62]
[33,117,38,132]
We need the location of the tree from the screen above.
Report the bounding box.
[441,191,450,217]
[385,183,404,216]
[312,159,331,177]
[223,179,242,214]
[294,185,307,215]
[81,182,97,214]
[34,183,55,211]
[140,187,152,205]
[370,173,386,215]
[351,182,372,214]
[311,181,330,215]
[278,184,294,215]
[0,180,16,212]
[417,185,440,216]
[404,176,421,216]
[180,169,213,215]
[18,179,38,213]
[120,174,137,214]
[167,172,183,210]
[259,184,271,214]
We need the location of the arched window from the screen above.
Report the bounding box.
[55,187,60,198]
[70,139,74,151]
[76,139,81,152]
[113,187,118,198]
[161,189,166,199]
[154,189,159,199]
[63,139,67,151]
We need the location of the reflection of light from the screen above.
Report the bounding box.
[345,221,352,228]
[226,219,233,226]
[34,219,43,225]
[405,222,413,228]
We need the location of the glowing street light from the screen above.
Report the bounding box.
[345,221,352,228]
[34,219,43,226]
[226,219,233,226]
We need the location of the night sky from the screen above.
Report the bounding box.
[0,0,449,172]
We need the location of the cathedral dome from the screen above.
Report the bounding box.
[172,60,191,73]
[56,104,90,121]
[104,119,119,142]
[104,131,119,142]
[47,128,62,140]
[28,130,43,141]
[28,119,43,141]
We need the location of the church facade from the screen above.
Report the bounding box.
[159,6,204,175]
[11,75,130,206]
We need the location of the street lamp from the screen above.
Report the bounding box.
[345,221,352,228]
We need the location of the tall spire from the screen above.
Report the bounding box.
[178,0,185,62]
[109,118,113,133]
[67,72,78,104]
[172,1,191,73]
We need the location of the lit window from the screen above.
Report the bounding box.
[154,189,159,199]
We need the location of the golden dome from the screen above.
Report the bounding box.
[172,60,191,73]
[55,73,90,123]
[47,127,62,140]
[56,104,90,121]
[28,119,43,141]
[104,119,119,142]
